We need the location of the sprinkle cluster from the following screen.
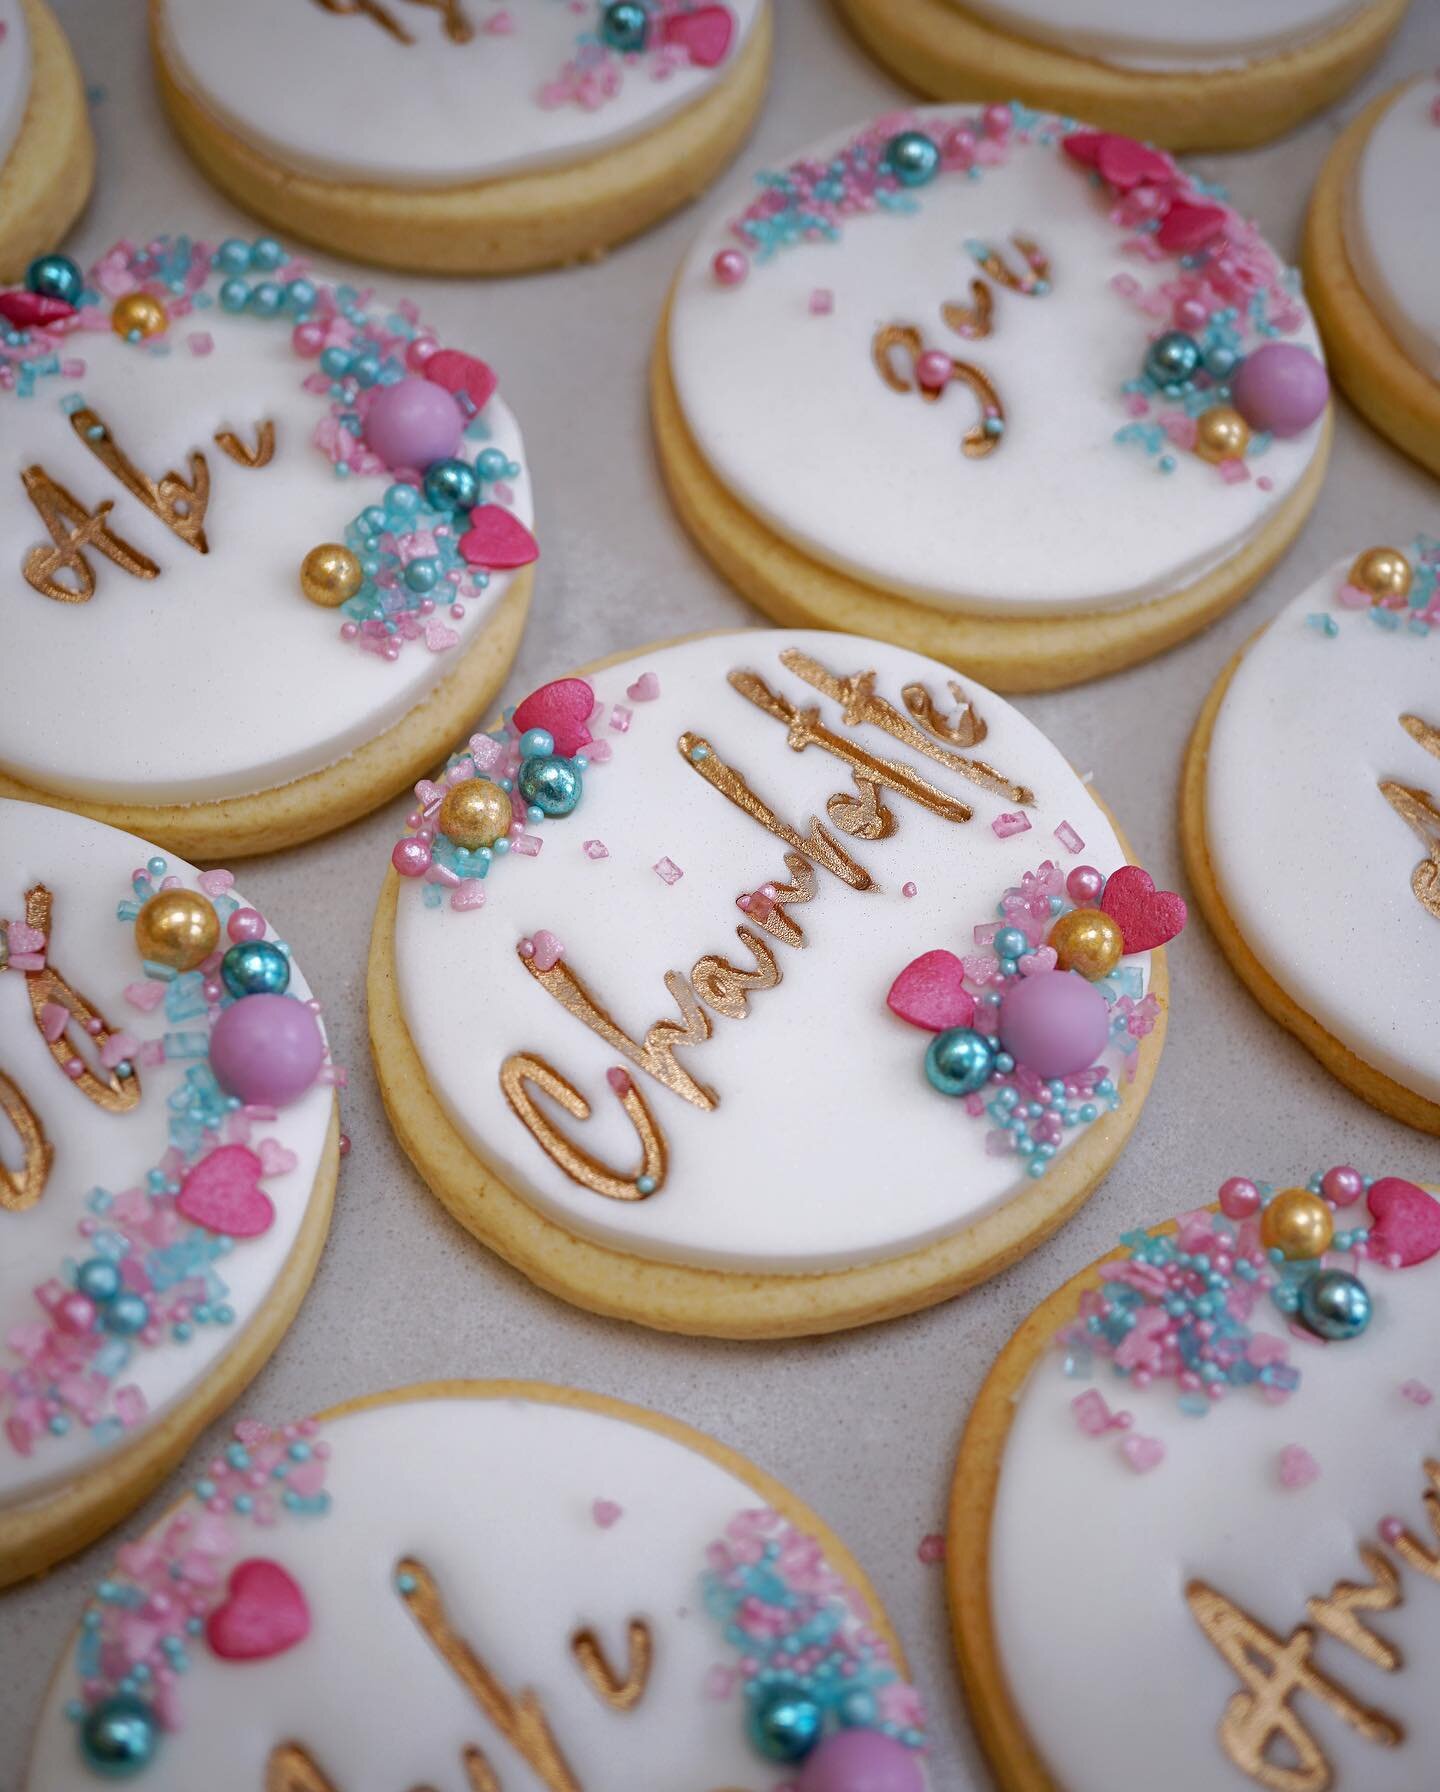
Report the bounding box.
[702,1507,927,1764]
[65,1417,331,1740]
[1330,533,1440,637]
[540,1,732,111]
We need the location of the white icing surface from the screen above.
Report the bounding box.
[0,801,332,1511]
[23,1392,928,1791]
[393,631,1153,1275]
[669,113,1325,616]
[1206,556,1440,1104]
[0,302,531,804]
[951,0,1370,71]
[1344,73,1440,382]
[157,0,765,187]
[991,1214,1440,1791]
[0,0,28,172]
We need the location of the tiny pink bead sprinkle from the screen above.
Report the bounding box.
[188,331,215,357]
[592,1499,623,1529]
[339,1134,351,1158]
[405,335,438,372]
[1380,1516,1404,1544]
[808,288,834,315]
[712,248,749,287]
[902,881,918,898]
[916,1534,946,1565]
[1278,1444,1319,1489]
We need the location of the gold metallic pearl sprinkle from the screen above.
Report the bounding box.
[438,779,512,850]
[1047,908,1123,980]
[1194,406,1251,465]
[300,543,363,608]
[1349,546,1412,603]
[134,889,219,972]
[110,292,168,339]
[1259,1187,1334,1261]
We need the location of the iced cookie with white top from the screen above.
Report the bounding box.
[150,0,772,275]
[832,0,1409,152]
[950,1165,1440,1792]
[0,0,93,281]
[654,104,1331,693]
[0,799,340,1588]
[1182,535,1440,1135]
[367,629,1182,1338]
[0,232,538,858]
[23,1381,930,1792]
[1305,72,1440,481]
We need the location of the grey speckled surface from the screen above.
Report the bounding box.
[4,0,1440,1783]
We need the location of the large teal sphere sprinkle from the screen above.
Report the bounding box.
[26,252,84,306]
[1144,330,1203,392]
[600,1,649,49]
[422,457,480,514]
[925,1027,996,1097]
[884,129,940,188]
[1298,1268,1372,1342]
[221,939,291,999]
[517,755,582,817]
[78,1696,159,1778]
[748,1682,824,1762]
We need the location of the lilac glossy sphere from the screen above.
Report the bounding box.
[797,1731,926,1792]
[1231,343,1329,438]
[209,994,324,1108]
[997,970,1110,1080]
[363,376,463,471]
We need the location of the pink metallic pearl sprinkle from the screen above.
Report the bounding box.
[902,882,917,898]
[1065,865,1104,904]
[916,349,952,393]
[1321,1164,1364,1207]
[712,248,749,287]
[227,907,267,944]
[1218,1176,1261,1220]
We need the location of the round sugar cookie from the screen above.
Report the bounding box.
[367,628,1181,1339]
[1304,73,1440,481]
[23,1381,932,1791]
[0,799,340,1589]
[831,0,1408,152]
[654,104,1332,695]
[950,1165,1440,1792]
[1182,536,1440,1134]
[0,0,94,282]
[0,232,539,860]
[150,0,773,276]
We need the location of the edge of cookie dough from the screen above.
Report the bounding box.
[21,1377,914,1789]
[0,0,96,281]
[1180,630,1440,1135]
[0,569,533,862]
[946,1192,1440,1790]
[0,1102,341,1591]
[829,0,1408,153]
[651,307,1333,695]
[1303,81,1440,482]
[148,1,773,276]
[366,633,1170,1341]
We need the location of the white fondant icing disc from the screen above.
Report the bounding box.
[668,109,1325,616]
[1344,73,1440,383]
[1205,551,1440,1104]
[0,800,332,1512]
[0,0,30,172]
[393,630,1156,1275]
[157,0,766,187]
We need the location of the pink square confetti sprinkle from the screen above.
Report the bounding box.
[992,812,1032,840]
[1120,1434,1165,1474]
[582,840,609,861]
[1054,820,1085,854]
[809,288,835,316]
[609,704,633,734]
[653,857,684,885]
[511,834,542,857]
[1402,1379,1434,1406]
[187,332,214,356]
[1277,1444,1320,1489]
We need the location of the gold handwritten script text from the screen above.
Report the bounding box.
[499,1053,669,1201]
[20,468,159,603]
[20,886,141,1115]
[942,234,1052,339]
[308,0,474,44]
[571,1620,653,1712]
[70,406,212,553]
[1380,712,1440,921]
[871,323,1004,460]
[0,1069,51,1212]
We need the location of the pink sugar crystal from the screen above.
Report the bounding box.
[582,839,609,860]
[124,981,165,1011]
[187,332,214,356]
[114,1385,148,1427]
[653,857,684,885]
[1120,1434,1165,1474]
[592,1499,623,1528]
[1402,1379,1434,1406]
[1071,1390,1116,1436]
[585,739,613,764]
[468,734,506,772]
[809,288,835,315]
[992,812,1032,840]
[1054,820,1085,854]
[511,834,542,857]
[450,882,486,912]
[1278,1444,1319,1489]
[196,869,234,897]
[610,705,633,733]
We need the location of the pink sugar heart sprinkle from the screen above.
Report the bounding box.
[529,929,564,973]
[592,1499,623,1529]
[1018,947,1057,976]
[886,949,975,1033]
[8,923,44,953]
[99,1031,140,1069]
[626,671,660,702]
[256,1138,298,1177]
[1120,1434,1165,1474]
[1278,1444,1320,1489]
[196,869,235,897]
[425,620,460,652]
[916,1534,946,1566]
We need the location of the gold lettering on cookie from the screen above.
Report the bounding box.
[308,0,474,44]
[69,406,212,553]
[499,1053,667,1201]
[21,887,141,1114]
[870,323,1005,460]
[0,1069,52,1212]
[1187,1580,1402,1791]
[571,1619,653,1712]
[901,677,988,749]
[943,236,1051,338]
[1306,1545,1404,1674]
[19,467,159,602]
[214,420,278,469]
[1380,714,1440,921]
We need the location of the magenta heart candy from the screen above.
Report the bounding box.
[458,505,539,571]
[176,1144,275,1239]
[1096,134,1174,191]
[657,4,734,66]
[423,348,498,413]
[1061,130,1105,168]
[513,677,594,756]
[1366,1177,1440,1268]
[886,949,976,1033]
[206,1559,311,1661]
[1156,199,1228,253]
[0,290,76,328]
[1100,865,1187,954]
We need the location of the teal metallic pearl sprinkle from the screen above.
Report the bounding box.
[748,1682,823,1762]
[925,1028,996,1097]
[78,1696,159,1778]
[600,1,648,50]
[883,129,940,187]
